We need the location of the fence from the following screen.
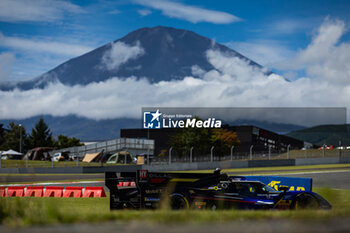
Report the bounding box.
[52,138,155,158]
[147,147,350,165]
[1,144,349,169]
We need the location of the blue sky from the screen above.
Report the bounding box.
[1,0,350,81]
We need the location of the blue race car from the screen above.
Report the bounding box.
[105,169,331,210]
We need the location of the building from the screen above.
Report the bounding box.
[120,125,306,156]
[223,125,304,154]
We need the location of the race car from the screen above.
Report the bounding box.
[105,169,331,210]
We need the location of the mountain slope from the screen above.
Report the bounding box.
[0,26,266,90]
[1,115,305,141]
[286,124,350,146]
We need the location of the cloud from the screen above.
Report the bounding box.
[0,32,93,57]
[0,0,85,23]
[0,18,349,123]
[268,19,316,35]
[108,9,121,15]
[275,18,350,85]
[226,40,296,67]
[101,41,145,71]
[0,52,15,82]
[138,9,152,16]
[134,0,241,24]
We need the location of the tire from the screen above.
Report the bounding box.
[171,194,189,210]
[292,193,320,210]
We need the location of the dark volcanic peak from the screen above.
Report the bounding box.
[1,26,265,91]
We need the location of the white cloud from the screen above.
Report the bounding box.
[138,9,152,16]
[101,41,145,71]
[134,0,241,24]
[0,52,15,82]
[0,0,84,23]
[268,19,315,35]
[226,40,296,67]
[108,9,121,15]
[0,32,93,57]
[275,18,350,85]
[0,47,349,121]
[0,18,349,123]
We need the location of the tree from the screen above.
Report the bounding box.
[169,118,240,159]
[0,124,5,148]
[0,122,29,152]
[169,126,211,157]
[210,129,240,156]
[54,135,82,149]
[29,118,54,148]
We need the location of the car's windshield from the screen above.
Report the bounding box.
[232,182,279,195]
[262,184,279,192]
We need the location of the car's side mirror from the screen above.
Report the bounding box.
[278,186,289,192]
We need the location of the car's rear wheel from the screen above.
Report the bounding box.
[292,193,320,210]
[171,194,189,210]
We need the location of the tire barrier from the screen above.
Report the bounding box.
[0,186,106,198]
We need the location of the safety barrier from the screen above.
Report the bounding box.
[7,186,25,197]
[44,186,64,197]
[63,187,82,198]
[25,186,44,197]
[0,186,107,198]
[0,186,6,197]
[83,187,106,197]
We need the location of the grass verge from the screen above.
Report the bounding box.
[180,163,350,174]
[0,188,349,227]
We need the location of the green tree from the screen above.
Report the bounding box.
[29,118,54,148]
[54,135,82,149]
[0,122,29,152]
[169,122,211,157]
[0,124,5,148]
[210,129,240,156]
[169,118,240,158]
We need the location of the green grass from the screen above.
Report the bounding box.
[0,188,349,227]
[276,149,348,159]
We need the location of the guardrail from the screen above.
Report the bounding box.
[147,148,350,165]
